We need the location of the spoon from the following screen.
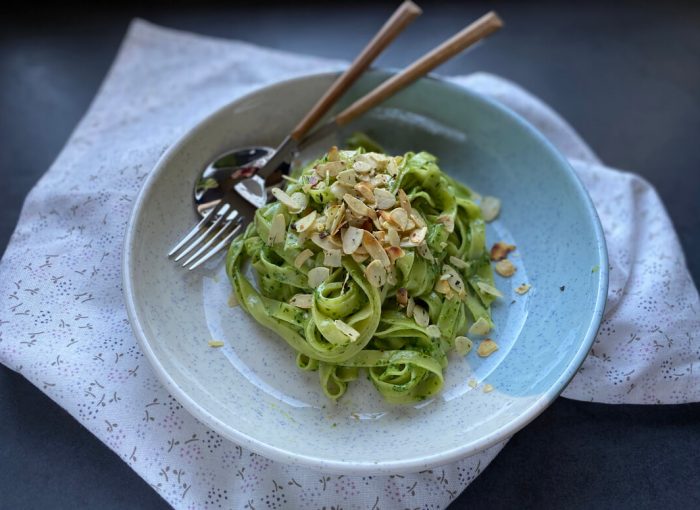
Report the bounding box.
[193,1,422,216]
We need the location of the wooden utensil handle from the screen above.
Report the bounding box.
[334,11,503,127]
[289,1,422,141]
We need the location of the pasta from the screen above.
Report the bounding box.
[226,147,497,403]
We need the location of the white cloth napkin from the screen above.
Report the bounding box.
[1,19,698,510]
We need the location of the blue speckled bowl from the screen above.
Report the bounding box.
[123,70,608,474]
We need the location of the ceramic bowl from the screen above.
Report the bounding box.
[123,70,608,474]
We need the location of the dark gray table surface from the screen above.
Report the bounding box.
[1,1,699,509]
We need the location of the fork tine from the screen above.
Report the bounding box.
[173,204,232,262]
[186,220,244,270]
[182,214,242,267]
[168,200,226,257]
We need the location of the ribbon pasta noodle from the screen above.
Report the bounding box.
[226,147,496,403]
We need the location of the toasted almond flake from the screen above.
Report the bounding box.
[413,304,429,327]
[336,169,357,186]
[334,319,360,342]
[289,293,313,309]
[294,210,317,233]
[406,297,416,318]
[324,249,342,267]
[437,214,455,233]
[477,339,499,357]
[409,226,428,244]
[449,256,470,270]
[426,325,441,338]
[327,146,340,162]
[294,249,314,269]
[289,192,308,213]
[389,208,409,230]
[416,242,435,263]
[208,340,225,348]
[387,227,401,247]
[370,174,390,188]
[477,281,503,298]
[386,158,399,176]
[386,267,398,286]
[364,259,387,288]
[410,210,427,229]
[373,230,386,243]
[481,196,501,222]
[354,181,375,203]
[435,279,452,295]
[362,231,390,267]
[330,181,349,200]
[495,259,517,277]
[374,188,396,210]
[351,252,369,263]
[396,288,408,307]
[311,232,338,251]
[455,336,473,356]
[271,188,303,213]
[341,226,363,254]
[330,203,347,236]
[397,189,412,216]
[317,160,344,178]
[468,317,491,336]
[385,246,405,264]
[490,241,516,261]
[343,193,372,217]
[483,384,494,393]
[515,283,532,295]
[228,293,239,308]
[443,264,466,295]
[468,378,478,389]
[307,267,330,288]
[268,213,286,245]
[352,160,373,173]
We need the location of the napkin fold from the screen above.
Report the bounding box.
[1,19,698,510]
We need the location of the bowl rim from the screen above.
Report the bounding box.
[123,69,609,474]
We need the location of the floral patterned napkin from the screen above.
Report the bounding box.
[1,19,697,509]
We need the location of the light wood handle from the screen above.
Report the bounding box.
[334,11,503,127]
[289,1,422,141]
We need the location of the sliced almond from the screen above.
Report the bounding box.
[294,210,317,233]
[495,259,517,277]
[476,281,503,298]
[330,203,347,236]
[267,213,286,245]
[271,188,305,214]
[324,249,342,267]
[351,252,369,263]
[477,339,499,357]
[483,383,494,393]
[387,227,401,247]
[373,188,396,210]
[386,267,398,286]
[289,294,313,309]
[311,232,338,251]
[406,297,416,318]
[330,181,349,200]
[385,246,405,264]
[449,256,470,270]
[208,340,225,348]
[396,288,408,307]
[343,193,372,217]
[362,231,390,267]
[336,169,357,186]
[480,196,501,222]
[409,226,428,245]
[455,336,473,356]
[397,188,412,216]
[334,319,360,342]
[410,210,427,229]
[515,283,532,295]
[416,242,435,263]
[316,160,344,178]
[354,181,375,203]
[443,264,466,295]
[490,241,516,261]
[389,208,409,231]
[386,158,399,177]
[294,249,314,269]
[468,317,491,336]
[413,304,429,327]
[435,279,452,295]
[341,226,363,255]
[364,259,387,288]
[327,146,340,162]
[468,378,478,389]
[426,325,441,338]
[307,267,330,288]
[437,214,455,233]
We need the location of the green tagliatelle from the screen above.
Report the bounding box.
[226,147,497,403]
